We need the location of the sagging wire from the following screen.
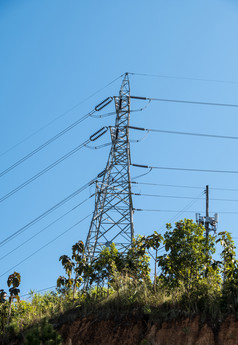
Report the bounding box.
[130,130,149,143]
[85,125,149,150]
[132,192,206,201]
[0,73,123,159]
[127,71,238,85]
[85,137,148,150]
[130,95,238,109]
[0,175,101,248]
[129,126,238,141]
[85,142,112,150]
[0,127,108,204]
[132,181,203,190]
[131,163,238,175]
[0,194,95,262]
[90,97,151,119]
[90,111,116,118]
[0,97,114,179]
[131,167,152,181]
[129,99,152,113]
[158,191,205,234]
[0,213,93,279]
[20,286,57,299]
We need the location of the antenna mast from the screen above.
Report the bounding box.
[196,185,218,234]
[85,73,134,261]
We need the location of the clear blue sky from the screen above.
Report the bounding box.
[1,0,238,297]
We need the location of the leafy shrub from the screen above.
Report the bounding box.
[23,319,62,345]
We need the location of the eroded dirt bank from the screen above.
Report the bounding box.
[59,315,238,345]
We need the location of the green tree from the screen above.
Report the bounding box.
[86,239,151,293]
[143,231,163,291]
[89,243,121,291]
[7,272,21,324]
[57,241,86,299]
[216,231,238,306]
[158,219,220,305]
[124,236,151,284]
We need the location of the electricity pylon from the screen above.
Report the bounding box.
[85,73,134,261]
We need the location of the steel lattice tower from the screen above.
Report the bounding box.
[85,73,134,261]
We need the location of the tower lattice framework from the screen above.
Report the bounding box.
[85,73,134,261]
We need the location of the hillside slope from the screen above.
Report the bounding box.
[58,314,238,345]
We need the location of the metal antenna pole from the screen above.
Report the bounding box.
[205,184,209,240]
[195,184,218,236]
[85,73,134,261]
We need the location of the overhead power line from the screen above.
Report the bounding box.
[130,95,238,108]
[212,187,238,192]
[0,127,108,204]
[0,213,92,279]
[20,286,57,298]
[0,176,97,248]
[132,163,238,175]
[128,72,238,85]
[0,74,123,158]
[132,181,238,193]
[134,208,238,214]
[133,192,238,202]
[129,126,238,141]
[133,192,204,200]
[0,111,93,178]
[1,101,116,179]
[132,181,203,189]
[158,192,204,233]
[0,194,94,262]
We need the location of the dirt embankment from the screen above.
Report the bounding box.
[59,315,238,345]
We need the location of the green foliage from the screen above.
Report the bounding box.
[89,243,121,289]
[7,271,21,302]
[4,219,238,343]
[57,241,85,297]
[124,236,151,283]
[23,319,62,345]
[158,220,219,291]
[143,231,163,251]
[84,237,151,292]
[143,231,163,290]
[157,219,221,313]
[217,231,238,287]
[216,231,238,311]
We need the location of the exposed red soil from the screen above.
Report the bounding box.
[59,315,238,345]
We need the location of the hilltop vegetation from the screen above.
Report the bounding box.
[1,219,238,344]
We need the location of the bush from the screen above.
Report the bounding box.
[23,319,62,345]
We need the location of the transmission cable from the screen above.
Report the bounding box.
[1,111,91,178]
[0,176,98,248]
[211,187,238,192]
[130,95,238,108]
[129,126,238,141]
[133,192,205,200]
[132,163,238,175]
[20,286,57,298]
[0,74,123,158]
[132,181,203,190]
[161,192,205,229]
[133,192,238,202]
[0,194,94,262]
[0,99,115,178]
[0,213,92,279]
[134,208,238,214]
[128,72,238,85]
[0,127,108,204]
[132,181,238,193]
